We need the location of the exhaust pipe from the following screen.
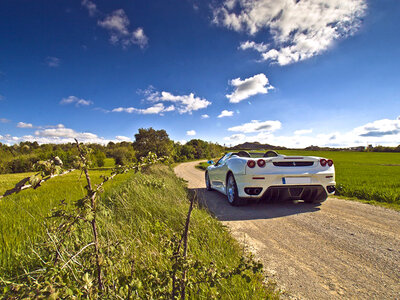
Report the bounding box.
[244,187,263,196]
[327,185,336,193]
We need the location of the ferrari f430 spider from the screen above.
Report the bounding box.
[205,150,336,206]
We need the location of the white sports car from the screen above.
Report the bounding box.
[205,150,336,206]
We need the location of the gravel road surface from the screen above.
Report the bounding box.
[174,161,400,299]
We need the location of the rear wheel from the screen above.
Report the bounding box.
[205,172,212,191]
[226,174,246,206]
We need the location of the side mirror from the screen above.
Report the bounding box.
[207,160,214,165]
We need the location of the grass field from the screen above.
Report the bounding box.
[0,169,131,273]
[103,157,115,168]
[200,151,400,209]
[0,172,36,195]
[0,165,278,298]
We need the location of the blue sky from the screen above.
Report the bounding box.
[0,0,399,147]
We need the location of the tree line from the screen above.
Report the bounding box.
[0,128,225,174]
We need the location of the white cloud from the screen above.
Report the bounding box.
[139,88,211,114]
[239,40,268,52]
[201,114,210,119]
[223,131,319,148]
[115,135,131,141]
[131,28,148,48]
[60,96,93,107]
[94,107,110,113]
[35,127,95,140]
[81,0,98,16]
[218,110,234,118]
[17,122,33,128]
[0,123,134,145]
[46,124,65,129]
[112,86,211,117]
[294,129,313,135]
[45,56,60,67]
[226,133,246,141]
[98,9,148,49]
[224,117,400,148]
[0,118,10,123]
[228,120,281,133]
[138,85,159,101]
[213,0,367,65]
[112,103,175,115]
[98,9,129,35]
[354,118,400,137]
[1,130,149,145]
[186,130,196,136]
[226,73,274,103]
[2,129,99,144]
[163,105,176,112]
[135,103,168,115]
[156,92,211,114]
[178,139,188,145]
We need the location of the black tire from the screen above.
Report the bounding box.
[205,172,212,191]
[226,173,246,206]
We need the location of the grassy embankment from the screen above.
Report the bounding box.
[0,164,278,298]
[199,151,400,210]
[196,161,213,171]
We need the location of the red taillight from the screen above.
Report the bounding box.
[247,160,256,168]
[320,159,327,167]
[327,159,333,167]
[257,159,266,167]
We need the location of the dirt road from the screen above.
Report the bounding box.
[174,161,400,299]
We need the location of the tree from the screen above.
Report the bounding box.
[180,144,195,161]
[133,128,173,159]
[109,147,135,166]
[93,150,106,167]
[21,144,30,154]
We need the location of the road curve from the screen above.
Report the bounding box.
[174,161,400,299]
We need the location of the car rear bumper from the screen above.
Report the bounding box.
[261,185,329,202]
[235,173,335,200]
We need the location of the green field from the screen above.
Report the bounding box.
[0,169,130,273]
[103,157,115,168]
[0,172,36,195]
[200,151,400,209]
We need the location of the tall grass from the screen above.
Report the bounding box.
[0,169,130,273]
[0,165,278,298]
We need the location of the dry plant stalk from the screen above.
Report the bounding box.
[172,191,196,300]
[75,139,104,291]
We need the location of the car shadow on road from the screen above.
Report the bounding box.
[191,188,321,221]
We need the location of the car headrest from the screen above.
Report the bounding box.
[263,150,278,157]
[237,150,251,157]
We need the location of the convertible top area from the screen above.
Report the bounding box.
[231,150,279,158]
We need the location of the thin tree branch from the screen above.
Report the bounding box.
[61,242,95,270]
